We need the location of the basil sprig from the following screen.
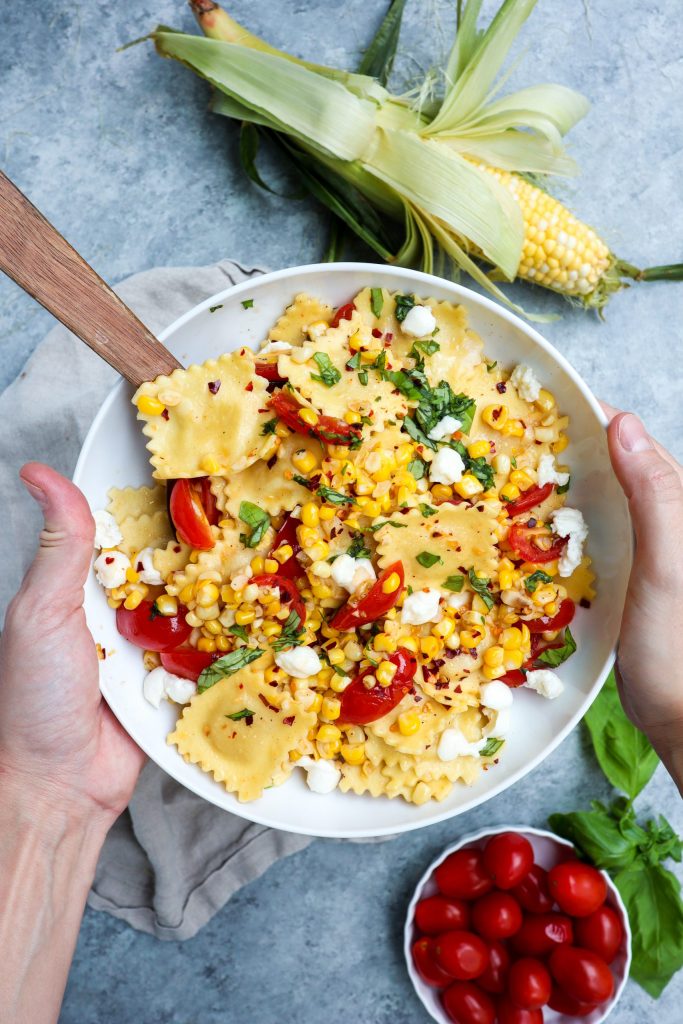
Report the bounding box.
[311,351,341,388]
[537,626,576,667]
[238,500,270,548]
[197,647,263,693]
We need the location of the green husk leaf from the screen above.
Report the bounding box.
[358,0,408,86]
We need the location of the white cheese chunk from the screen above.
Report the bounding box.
[94,550,130,589]
[524,669,564,699]
[298,756,341,794]
[401,588,442,626]
[259,339,292,354]
[165,675,197,705]
[135,546,164,586]
[143,667,167,709]
[494,707,512,737]
[437,728,484,761]
[93,510,123,550]
[143,666,196,708]
[537,454,570,489]
[447,591,470,611]
[275,646,322,679]
[289,345,315,364]
[330,553,376,593]
[428,415,462,441]
[402,304,437,337]
[550,506,588,577]
[510,363,542,403]
[479,680,513,711]
[429,447,465,486]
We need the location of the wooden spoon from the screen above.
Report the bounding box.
[0,171,183,388]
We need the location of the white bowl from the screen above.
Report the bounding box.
[74,262,632,838]
[404,826,632,1023]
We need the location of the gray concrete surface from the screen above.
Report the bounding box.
[1,1,681,1021]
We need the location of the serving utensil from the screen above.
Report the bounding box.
[0,170,183,387]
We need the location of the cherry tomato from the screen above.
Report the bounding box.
[477,941,510,995]
[482,833,534,890]
[575,904,624,963]
[433,931,490,981]
[442,982,495,1024]
[471,892,523,941]
[160,648,220,681]
[495,997,543,1024]
[168,478,216,549]
[250,573,306,626]
[330,302,355,328]
[339,647,416,725]
[412,937,454,988]
[526,598,575,634]
[511,913,574,957]
[507,524,566,564]
[548,861,607,917]
[270,514,304,580]
[549,946,614,1005]
[268,390,361,446]
[435,849,494,901]
[504,483,554,518]
[255,359,285,383]
[116,600,192,652]
[507,958,551,1011]
[329,561,405,631]
[415,896,471,935]
[547,986,597,1016]
[511,864,554,914]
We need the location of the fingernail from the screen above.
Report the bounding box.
[20,476,48,508]
[617,413,653,453]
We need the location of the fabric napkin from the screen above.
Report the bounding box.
[0,259,314,940]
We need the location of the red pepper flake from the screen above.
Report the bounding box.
[580,597,592,609]
[240,348,246,355]
[258,693,280,713]
[496,381,507,394]
[384,339,392,347]
[245,382,254,392]
[282,715,295,726]
[105,556,114,564]
[372,328,382,338]
[136,561,144,572]
[385,332,393,341]
[161,409,170,421]
[208,379,221,394]
[174,545,181,553]
[492,407,502,421]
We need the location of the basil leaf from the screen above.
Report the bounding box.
[382,367,423,401]
[229,624,249,642]
[412,338,440,356]
[241,298,254,309]
[209,304,223,313]
[225,707,255,721]
[292,474,313,489]
[317,484,354,506]
[407,457,427,480]
[348,532,371,559]
[584,670,659,799]
[365,520,407,532]
[346,352,361,370]
[537,626,576,667]
[548,801,640,871]
[486,360,497,372]
[402,414,434,450]
[480,737,504,757]
[416,551,442,568]
[370,286,384,318]
[394,293,415,322]
[238,500,270,548]
[271,610,305,652]
[557,477,571,495]
[261,417,278,435]
[525,570,553,593]
[311,351,341,388]
[443,575,464,593]
[468,568,494,610]
[466,456,494,491]
[615,862,683,998]
[419,503,437,517]
[358,368,369,386]
[197,647,263,693]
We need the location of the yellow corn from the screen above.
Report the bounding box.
[318,505,336,521]
[107,597,123,609]
[467,440,490,459]
[399,636,419,653]
[299,408,319,426]
[235,606,256,625]
[376,660,398,687]
[431,483,453,501]
[125,567,140,584]
[432,618,455,640]
[349,332,363,351]
[321,696,341,721]
[197,637,216,653]
[500,482,521,502]
[136,394,165,416]
[498,568,514,591]
[317,724,341,743]
[123,590,144,611]
[341,742,365,765]
[297,525,320,548]
[261,620,282,637]
[372,632,397,654]
[203,619,223,636]
[196,582,220,607]
[264,558,279,573]
[396,443,414,465]
[364,499,382,518]
[398,711,421,736]
[329,674,351,693]
[483,664,507,680]
[216,635,230,651]
[344,410,362,424]
[536,389,556,412]
[484,645,505,668]
[275,421,291,438]
[250,556,265,575]
[454,474,485,499]
[420,636,442,659]
[459,629,483,649]
[200,455,220,474]
[482,404,508,430]
[273,544,294,564]
[504,649,525,670]
[292,449,318,474]
[312,583,333,600]
[307,541,330,562]
[493,453,511,475]
[500,627,523,650]
[502,420,525,438]
[301,502,320,528]
[381,571,401,594]
[155,595,179,617]
[553,433,569,454]
[308,693,323,713]
[510,469,534,491]
[533,584,557,607]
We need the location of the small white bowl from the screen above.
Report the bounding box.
[404,825,631,1023]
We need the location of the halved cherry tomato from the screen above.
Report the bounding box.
[507,524,566,564]
[330,302,355,328]
[511,913,574,957]
[507,958,551,1011]
[477,940,510,995]
[415,895,471,935]
[251,573,306,625]
[339,647,416,725]
[548,860,607,917]
[169,478,216,549]
[526,598,575,634]
[471,892,523,941]
[270,514,304,580]
[504,483,554,518]
[547,986,597,1016]
[549,946,614,1005]
[482,833,534,890]
[495,998,543,1024]
[442,982,495,1024]
[512,864,553,914]
[268,390,361,446]
[412,937,454,987]
[435,849,494,901]
[433,931,490,981]
[160,648,220,681]
[255,360,286,383]
[116,600,191,652]
[329,561,404,631]
[575,904,624,963]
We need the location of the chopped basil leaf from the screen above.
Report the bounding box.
[467,456,495,491]
[241,298,254,309]
[407,457,427,480]
[319,650,347,677]
[486,360,497,373]
[311,352,341,388]
[419,503,438,517]
[293,474,313,489]
[348,532,371,559]
[382,367,423,400]
[346,352,361,370]
[197,647,263,693]
[537,626,577,667]
[416,551,443,569]
[149,601,162,620]
[271,610,305,652]
[401,377,476,449]
[370,287,384,318]
[365,519,408,532]
[209,304,223,313]
[394,293,415,322]
[225,707,255,721]
[511,457,517,468]
[317,484,354,506]
[412,338,440,356]
[238,500,270,548]
[229,624,250,642]
[468,568,494,610]
[525,570,553,594]
[358,369,369,386]
[443,575,464,592]
[480,737,504,757]
[557,477,571,495]
[261,417,277,435]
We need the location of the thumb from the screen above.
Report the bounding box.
[607,413,683,585]
[19,462,95,609]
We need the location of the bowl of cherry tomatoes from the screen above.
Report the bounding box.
[405,826,631,1023]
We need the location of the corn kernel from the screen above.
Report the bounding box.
[317,739,342,757]
[319,505,336,521]
[292,449,318,474]
[195,581,220,607]
[399,636,419,653]
[275,421,291,438]
[500,482,521,502]
[125,567,140,584]
[262,620,282,638]
[510,469,534,491]
[431,483,453,501]
[341,743,365,765]
[454,474,485,499]
[504,649,525,670]
[467,440,491,459]
[533,584,556,607]
[349,332,363,351]
[398,711,421,736]
[299,408,319,426]
[330,674,352,693]
[307,541,330,562]
[312,583,333,600]
[235,607,256,626]
[381,572,401,594]
[155,595,179,617]
[420,636,442,659]
[344,410,362,424]
[536,388,556,412]
[308,693,323,714]
[482,404,509,430]
[327,647,346,666]
[364,499,382,518]
[396,443,414,465]
[200,455,221,474]
[396,485,411,506]
[250,556,265,575]
[503,420,525,438]
[136,394,166,416]
[123,590,144,611]
[484,645,505,667]
[321,697,341,721]
[553,433,569,454]
[297,525,320,549]
[376,660,398,687]
[203,619,223,635]
[500,627,523,649]
[499,569,514,591]
[264,558,279,573]
[432,618,455,640]
[107,597,123,609]
[273,544,294,564]
[544,600,558,616]
[317,724,341,743]
[483,664,507,680]
[197,637,217,653]
[459,629,483,649]
[492,454,511,475]
[216,635,230,652]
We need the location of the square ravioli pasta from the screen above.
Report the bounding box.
[92,287,595,807]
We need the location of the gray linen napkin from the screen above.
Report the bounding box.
[0,259,312,940]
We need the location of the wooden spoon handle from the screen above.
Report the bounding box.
[0,171,183,387]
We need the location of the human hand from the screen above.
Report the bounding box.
[605,410,683,786]
[0,463,145,822]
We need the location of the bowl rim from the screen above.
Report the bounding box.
[74,261,631,838]
[403,825,633,1024]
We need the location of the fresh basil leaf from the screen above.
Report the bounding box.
[548,801,640,872]
[317,484,354,506]
[346,352,361,370]
[486,360,497,372]
[394,293,415,322]
[466,456,494,491]
[209,304,223,313]
[241,298,254,309]
[197,647,263,693]
[416,551,442,568]
[407,457,427,480]
[311,351,341,388]
[382,367,423,401]
[525,570,553,594]
[443,575,464,593]
[238,500,270,548]
[358,368,368,386]
[225,707,255,721]
[292,474,313,489]
[261,417,277,435]
[419,503,437,517]
[511,456,517,468]
[270,610,304,653]
[402,414,434,450]
[537,626,576,667]
[615,862,683,998]
[468,568,494,610]
[370,286,384,318]
[480,737,504,757]
[557,477,571,495]
[412,338,440,356]
[348,532,371,559]
[584,670,659,799]
[229,624,249,642]
[365,520,407,532]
